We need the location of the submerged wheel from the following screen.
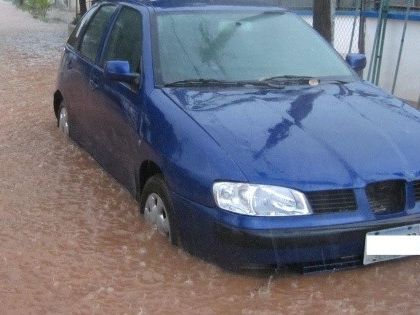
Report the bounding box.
[58,104,69,137]
[140,175,178,245]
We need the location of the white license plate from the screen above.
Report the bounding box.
[363,224,420,265]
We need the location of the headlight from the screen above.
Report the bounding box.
[213,182,312,217]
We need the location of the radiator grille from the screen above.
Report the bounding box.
[414,181,420,201]
[306,189,357,214]
[366,181,405,215]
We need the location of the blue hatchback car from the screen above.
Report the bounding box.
[54,0,420,271]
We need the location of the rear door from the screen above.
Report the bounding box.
[62,6,98,144]
[88,6,144,190]
[68,4,117,151]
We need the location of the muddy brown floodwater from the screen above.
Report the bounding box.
[1,1,420,314]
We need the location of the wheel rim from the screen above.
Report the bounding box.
[59,107,69,136]
[144,193,170,237]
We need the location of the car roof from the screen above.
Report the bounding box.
[105,0,284,10]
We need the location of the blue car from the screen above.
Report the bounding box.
[54,0,420,271]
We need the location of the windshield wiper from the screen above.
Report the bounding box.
[259,75,317,85]
[261,75,356,86]
[164,79,247,87]
[164,77,327,89]
[318,77,354,84]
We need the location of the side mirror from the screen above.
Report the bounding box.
[104,60,140,85]
[346,53,367,72]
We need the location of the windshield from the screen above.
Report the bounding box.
[153,10,354,86]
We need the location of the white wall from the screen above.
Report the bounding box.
[364,18,420,103]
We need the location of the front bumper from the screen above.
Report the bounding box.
[171,193,420,270]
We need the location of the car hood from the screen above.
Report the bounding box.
[162,81,420,190]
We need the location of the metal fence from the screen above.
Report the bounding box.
[276,0,419,56]
[277,0,365,55]
[276,0,419,102]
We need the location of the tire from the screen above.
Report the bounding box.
[58,102,70,137]
[140,175,178,245]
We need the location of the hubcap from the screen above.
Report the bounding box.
[59,107,69,136]
[144,193,170,237]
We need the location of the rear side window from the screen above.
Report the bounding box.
[102,7,142,73]
[79,5,117,62]
[67,7,98,48]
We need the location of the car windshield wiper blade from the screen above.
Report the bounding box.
[318,77,354,84]
[260,75,357,87]
[164,78,247,87]
[164,77,321,89]
[259,75,316,84]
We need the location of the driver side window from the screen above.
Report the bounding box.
[102,7,143,74]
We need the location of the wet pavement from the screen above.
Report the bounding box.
[1,1,420,314]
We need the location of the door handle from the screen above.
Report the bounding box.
[66,59,73,69]
[89,79,99,90]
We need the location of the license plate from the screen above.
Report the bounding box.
[363,224,420,265]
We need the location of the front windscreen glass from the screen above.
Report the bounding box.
[153,11,354,85]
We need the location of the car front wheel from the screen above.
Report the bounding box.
[140,175,178,245]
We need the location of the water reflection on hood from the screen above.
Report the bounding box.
[163,82,420,189]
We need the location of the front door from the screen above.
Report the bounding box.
[88,6,144,190]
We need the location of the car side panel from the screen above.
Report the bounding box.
[62,47,95,150]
